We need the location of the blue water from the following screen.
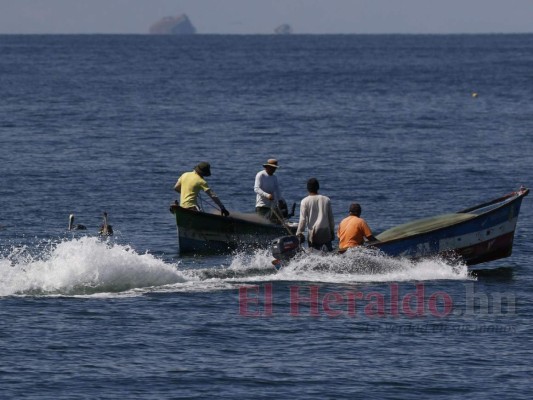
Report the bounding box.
[1,34,532,399]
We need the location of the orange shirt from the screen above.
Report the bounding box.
[337,215,373,249]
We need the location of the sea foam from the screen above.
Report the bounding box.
[226,246,473,283]
[0,237,185,297]
[0,237,473,298]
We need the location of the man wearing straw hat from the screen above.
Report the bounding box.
[254,158,285,221]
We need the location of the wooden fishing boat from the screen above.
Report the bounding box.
[169,203,297,254]
[372,187,528,265]
[272,187,529,266]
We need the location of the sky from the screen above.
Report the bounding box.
[0,0,532,34]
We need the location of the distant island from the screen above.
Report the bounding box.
[149,14,196,35]
[274,24,293,34]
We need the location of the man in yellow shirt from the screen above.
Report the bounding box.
[174,162,230,216]
[337,203,377,251]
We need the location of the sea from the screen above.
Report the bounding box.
[0,34,532,399]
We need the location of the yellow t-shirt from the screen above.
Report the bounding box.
[177,171,210,209]
[337,215,373,249]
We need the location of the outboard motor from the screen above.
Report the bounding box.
[271,235,301,263]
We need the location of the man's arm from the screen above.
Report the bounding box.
[365,234,379,243]
[174,179,181,193]
[206,189,230,216]
[363,221,379,243]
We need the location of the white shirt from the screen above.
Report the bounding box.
[296,194,335,244]
[254,170,282,208]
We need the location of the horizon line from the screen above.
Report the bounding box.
[1,31,532,36]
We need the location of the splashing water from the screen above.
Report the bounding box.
[0,237,185,297]
[0,238,473,298]
[225,246,473,283]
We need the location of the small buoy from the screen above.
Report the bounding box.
[471,92,478,98]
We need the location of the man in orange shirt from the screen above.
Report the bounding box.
[337,203,378,252]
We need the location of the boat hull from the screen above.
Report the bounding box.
[170,205,296,254]
[374,188,528,265]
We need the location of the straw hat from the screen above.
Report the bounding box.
[263,159,279,169]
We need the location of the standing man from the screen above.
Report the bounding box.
[174,161,230,216]
[337,203,378,252]
[296,178,335,251]
[254,158,284,220]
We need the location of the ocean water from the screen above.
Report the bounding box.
[0,34,532,399]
